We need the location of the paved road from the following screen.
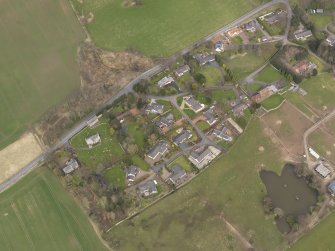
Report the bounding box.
[0,0,289,192]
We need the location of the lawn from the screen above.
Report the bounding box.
[126,118,146,150]
[131,154,150,171]
[309,15,333,31]
[71,0,264,56]
[106,118,285,250]
[261,93,285,110]
[249,82,265,93]
[0,0,84,149]
[289,212,335,251]
[0,167,107,251]
[308,128,335,164]
[199,66,223,87]
[196,121,211,131]
[103,164,126,189]
[167,155,194,173]
[255,65,283,83]
[70,122,125,169]
[211,89,237,102]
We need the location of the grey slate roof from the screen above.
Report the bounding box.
[294,30,313,40]
[147,141,169,160]
[213,127,233,141]
[203,107,217,126]
[184,96,205,113]
[175,65,191,77]
[173,130,192,145]
[138,179,158,196]
[126,165,139,181]
[62,159,79,174]
[167,165,187,185]
[157,76,175,88]
[190,148,213,163]
[145,102,164,114]
[155,113,174,129]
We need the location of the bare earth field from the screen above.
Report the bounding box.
[0,133,42,184]
[0,0,84,149]
[262,101,313,156]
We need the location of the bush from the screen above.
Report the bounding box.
[193,73,206,84]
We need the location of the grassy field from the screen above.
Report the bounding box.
[104,164,126,189]
[211,89,237,101]
[0,167,107,251]
[289,212,335,251]
[255,65,283,83]
[261,94,285,110]
[70,122,125,169]
[0,0,84,149]
[131,154,150,171]
[308,128,335,164]
[107,118,285,250]
[71,0,264,56]
[198,66,223,87]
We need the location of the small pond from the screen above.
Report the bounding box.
[260,164,318,233]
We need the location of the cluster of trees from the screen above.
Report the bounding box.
[308,39,335,65]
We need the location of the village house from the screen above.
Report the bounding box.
[214,41,224,52]
[203,106,218,126]
[328,180,335,195]
[212,126,233,142]
[232,103,249,117]
[155,113,175,130]
[147,141,169,161]
[145,100,164,114]
[244,20,259,32]
[259,9,284,25]
[62,158,79,175]
[227,118,243,134]
[183,95,205,113]
[227,26,244,37]
[326,36,335,46]
[157,76,175,88]
[85,133,101,148]
[173,129,192,146]
[293,60,316,75]
[294,30,313,41]
[188,146,221,169]
[138,179,158,197]
[126,165,139,183]
[194,53,216,66]
[175,65,191,77]
[166,165,187,186]
[251,85,278,103]
[315,163,331,178]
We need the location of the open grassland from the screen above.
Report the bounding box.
[289,212,335,251]
[0,167,107,251]
[309,128,335,164]
[261,93,285,110]
[70,122,125,169]
[107,118,285,250]
[71,0,264,56]
[255,65,284,83]
[0,0,84,149]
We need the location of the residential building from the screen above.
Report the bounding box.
[188,146,221,169]
[293,60,316,75]
[294,30,313,40]
[227,118,243,134]
[126,165,139,183]
[173,129,192,146]
[328,180,335,195]
[85,133,101,148]
[212,126,233,142]
[147,141,169,161]
[251,85,278,103]
[175,65,191,77]
[227,26,244,37]
[326,36,335,46]
[157,76,175,88]
[315,163,331,178]
[62,159,79,175]
[244,20,258,32]
[166,165,187,186]
[203,106,218,126]
[232,103,248,117]
[138,179,158,197]
[183,95,205,113]
[145,100,164,114]
[155,113,174,130]
[214,41,224,52]
[194,53,216,66]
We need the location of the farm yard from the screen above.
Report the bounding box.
[262,101,313,156]
[107,118,286,251]
[71,0,265,56]
[0,167,107,251]
[0,0,84,149]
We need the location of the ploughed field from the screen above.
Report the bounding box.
[71,0,264,56]
[0,0,84,149]
[0,167,107,251]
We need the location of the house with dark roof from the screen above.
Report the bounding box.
[328,180,335,195]
[326,36,335,46]
[157,76,175,88]
[85,133,101,148]
[155,113,174,130]
[213,126,233,142]
[183,95,205,113]
[194,53,216,66]
[138,179,158,197]
[175,65,191,77]
[147,141,169,161]
[188,146,221,169]
[62,159,79,175]
[315,163,331,178]
[166,165,187,186]
[294,30,313,40]
[203,106,218,126]
[244,20,258,32]
[126,165,139,183]
[173,129,192,146]
[145,100,164,114]
[232,103,248,117]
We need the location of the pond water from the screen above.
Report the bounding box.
[260,164,318,233]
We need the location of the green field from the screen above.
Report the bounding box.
[107,118,285,250]
[0,0,84,149]
[198,66,223,86]
[70,122,125,169]
[104,164,126,189]
[308,128,335,164]
[289,212,335,251]
[196,121,211,131]
[131,154,150,171]
[0,167,107,251]
[71,0,263,56]
[261,94,285,110]
[256,65,283,83]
